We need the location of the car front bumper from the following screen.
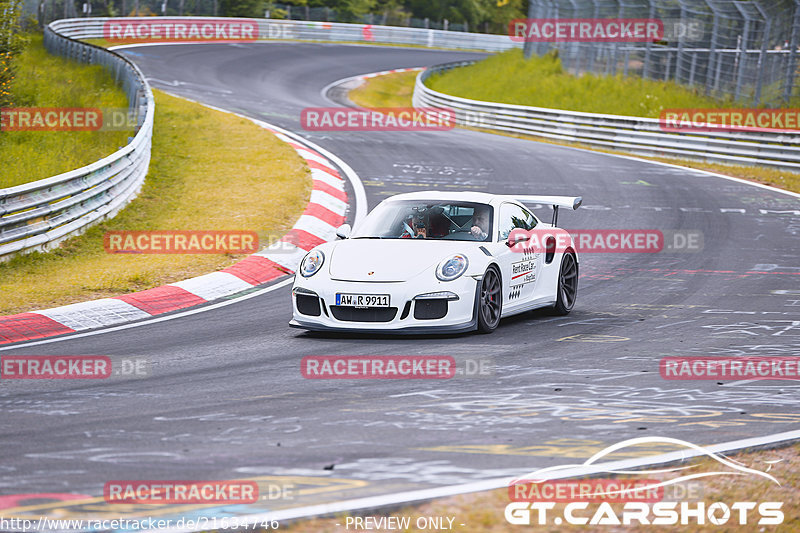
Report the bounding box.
[290,275,480,334]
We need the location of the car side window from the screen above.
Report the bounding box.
[497,203,538,241]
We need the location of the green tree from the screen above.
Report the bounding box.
[333,0,376,22]
[479,0,525,34]
[0,0,25,108]
[220,0,265,18]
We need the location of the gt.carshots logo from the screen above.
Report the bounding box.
[505,437,784,527]
[301,107,455,131]
[103,18,258,43]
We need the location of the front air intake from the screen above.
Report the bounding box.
[413,299,448,320]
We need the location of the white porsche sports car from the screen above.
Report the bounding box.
[290,191,581,334]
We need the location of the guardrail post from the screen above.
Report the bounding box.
[523,0,535,59]
[783,1,800,104]
[752,2,770,106]
[733,2,750,102]
[609,1,623,76]
[588,0,602,73]
[538,0,554,57]
[675,1,688,84]
[704,0,720,96]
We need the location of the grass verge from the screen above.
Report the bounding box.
[281,442,800,532]
[349,70,800,194]
[425,49,734,118]
[0,33,133,188]
[0,89,311,315]
[349,70,417,108]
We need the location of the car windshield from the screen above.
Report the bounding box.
[352,200,494,241]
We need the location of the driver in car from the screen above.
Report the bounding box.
[470,209,490,241]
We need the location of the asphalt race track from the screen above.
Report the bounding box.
[1,42,799,523]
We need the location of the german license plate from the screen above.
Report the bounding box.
[335,293,390,308]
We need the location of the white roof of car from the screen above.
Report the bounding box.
[383,191,510,206]
[382,191,582,211]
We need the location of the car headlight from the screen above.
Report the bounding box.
[436,254,469,281]
[299,249,325,278]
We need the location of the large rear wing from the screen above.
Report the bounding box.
[515,195,582,226]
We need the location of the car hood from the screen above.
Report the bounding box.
[328,239,474,282]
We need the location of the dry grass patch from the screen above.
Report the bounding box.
[349,71,416,109]
[0,89,310,315]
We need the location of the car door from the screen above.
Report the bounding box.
[494,202,540,313]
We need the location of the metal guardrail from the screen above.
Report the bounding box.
[46,17,518,52]
[2,17,512,262]
[0,23,153,261]
[413,61,800,171]
[9,17,794,264]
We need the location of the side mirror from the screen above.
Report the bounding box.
[336,223,352,240]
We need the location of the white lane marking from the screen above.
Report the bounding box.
[599,152,800,199]
[143,428,800,533]
[0,279,293,351]
[727,379,760,386]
